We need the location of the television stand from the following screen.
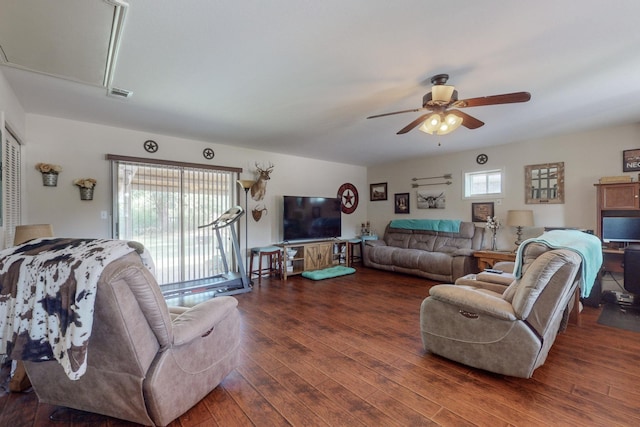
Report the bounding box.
[277,239,350,280]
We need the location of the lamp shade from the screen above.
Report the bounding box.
[506,210,534,227]
[236,179,255,190]
[432,85,455,103]
[14,224,54,245]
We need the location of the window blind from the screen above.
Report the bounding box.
[111,157,239,285]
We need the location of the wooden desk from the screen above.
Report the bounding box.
[473,250,516,270]
[602,248,624,273]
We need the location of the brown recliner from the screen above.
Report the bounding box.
[420,244,582,378]
[23,251,241,426]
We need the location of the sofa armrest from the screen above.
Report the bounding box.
[364,240,386,247]
[493,261,515,273]
[428,285,517,321]
[170,296,238,346]
[475,271,516,287]
[451,248,474,257]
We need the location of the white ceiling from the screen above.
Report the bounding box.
[2,0,640,166]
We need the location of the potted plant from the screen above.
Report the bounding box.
[35,163,63,186]
[74,178,97,200]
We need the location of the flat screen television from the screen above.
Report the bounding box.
[282,196,342,241]
[602,216,640,242]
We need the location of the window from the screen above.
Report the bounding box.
[2,127,22,247]
[464,168,504,199]
[109,155,241,285]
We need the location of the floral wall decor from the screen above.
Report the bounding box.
[36,163,62,187]
[74,178,97,200]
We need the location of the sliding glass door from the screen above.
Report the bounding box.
[111,156,240,285]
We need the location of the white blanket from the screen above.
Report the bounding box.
[0,238,154,380]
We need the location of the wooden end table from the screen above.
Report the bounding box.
[473,250,516,270]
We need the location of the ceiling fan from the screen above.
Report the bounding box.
[367,74,531,135]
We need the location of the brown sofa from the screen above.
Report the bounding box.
[362,220,484,282]
[22,249,241,426]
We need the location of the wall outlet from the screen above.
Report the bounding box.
[100,211,108,220]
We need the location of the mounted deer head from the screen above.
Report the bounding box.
[250,162,274,201]
[252,205,268,221]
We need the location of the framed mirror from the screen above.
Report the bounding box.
[525,162,564,204]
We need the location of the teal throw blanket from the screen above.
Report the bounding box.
[513,230,602,298]
[389,219,461,233]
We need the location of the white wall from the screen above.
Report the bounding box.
[0,70,26,138]
[23,114,368,253]
[367,123,640,252]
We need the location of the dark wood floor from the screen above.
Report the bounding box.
[2,266,640,426]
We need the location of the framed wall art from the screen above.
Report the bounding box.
[623,149,640,172]
[417,190,445,209]
[394,193,410,214]
[472,202,494,222]
[370,182,388,201]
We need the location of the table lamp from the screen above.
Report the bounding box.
[14,224,54,245]
[506,210,534,246]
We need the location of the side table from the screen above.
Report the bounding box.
[473,250,516,270]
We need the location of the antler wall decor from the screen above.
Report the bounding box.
[250,162,274,201]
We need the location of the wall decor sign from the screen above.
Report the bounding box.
[394,193,410,214]
[370,182,388,201]
[471,202,494,222]
[202,148,215,159]
[338,183,359,214]
[623,149,640,172]
[417,190,445,209]
[143,140,158,153]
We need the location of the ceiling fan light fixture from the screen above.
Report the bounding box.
[437,113,462,135]
[418,112,463,135]
[431,85,455,103]
[444,113,462,128]
[418,113,442,134]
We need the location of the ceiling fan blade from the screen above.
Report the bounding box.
[367,108,424,119]
[397,114,431,134]
[452,91,531,108]
[448,109,484,129]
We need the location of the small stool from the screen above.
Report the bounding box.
[249,246,282,284]
[347,238,362,265]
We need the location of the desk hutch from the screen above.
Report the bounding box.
[594,182,640,273]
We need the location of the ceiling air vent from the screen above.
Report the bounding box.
[109,87,133,99]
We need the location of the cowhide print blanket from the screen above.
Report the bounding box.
[0,237,154,380]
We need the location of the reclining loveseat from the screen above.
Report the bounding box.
[420,230,602,378]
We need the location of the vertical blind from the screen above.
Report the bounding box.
[3,127,22,247]
[111,156,239,285]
